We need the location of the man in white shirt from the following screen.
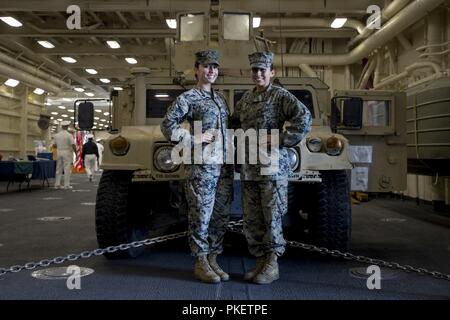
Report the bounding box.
[53,121,76,189]
[95,139,104,172]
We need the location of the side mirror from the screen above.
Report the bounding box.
[342,97,363,129]
[78,102,94,130]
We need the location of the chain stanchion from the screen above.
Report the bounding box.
[1,220,449,282]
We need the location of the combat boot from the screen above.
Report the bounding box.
[207,254,230,281]
[244,255,267,281]
[253,253,279,284]
[194,255,221,283]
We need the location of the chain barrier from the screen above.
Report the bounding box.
[1,219,449,282]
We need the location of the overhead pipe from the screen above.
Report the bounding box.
[260,18,365,34]
[358,58,377,89]
[373,61,442,89]
[273,0,445,67]
[0,51,70,89]
[299,64,318,77]
[348,0,411,47]
[0,60,62,93]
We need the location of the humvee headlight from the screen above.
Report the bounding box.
[286,148,299,171]
[325,136,343,156]
[306,137,322,153]
[154,146,179,172]
[109,136,130,156]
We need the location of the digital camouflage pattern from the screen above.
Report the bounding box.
[248,51,274,69]
[231,82,312,257]
[161,87,233,256]
[195,50,220,66]
[230,84,312,181]
[241,179,288,257]
[161,88,230,178]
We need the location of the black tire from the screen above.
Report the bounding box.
[95,170,150,259]
[308,170,352,251]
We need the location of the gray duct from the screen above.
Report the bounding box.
[273,0,444,66]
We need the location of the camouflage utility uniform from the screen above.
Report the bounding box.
[161,87,233,257]
[231,53,312,259]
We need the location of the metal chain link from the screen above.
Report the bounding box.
[227,222,450,282]
[1,219,449,282]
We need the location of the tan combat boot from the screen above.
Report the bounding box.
[207,254,230,281]
[253,253,279,284]
[194,255,221,283]
[244,255,267,281]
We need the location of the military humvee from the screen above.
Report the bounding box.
[80,74,405,259]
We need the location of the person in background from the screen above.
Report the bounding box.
[95,139,104,172]
[53,121,76,189]
[82,134,99,182]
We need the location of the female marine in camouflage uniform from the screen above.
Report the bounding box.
[231,52,312,284]
[161,50,233,283]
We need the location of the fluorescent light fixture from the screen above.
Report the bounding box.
[106,40,120,49]
[100,119,106,122]
[37,40,55,48]
[252,17,261,28]
[74,87,85,92]
[50,112,58,115]
[50,117,54,120]
[113,87,123,91]
[125,57,138,64]
[99,78,110,83]
[68,109,74,112]
[331,18,347,29]
[61,56,77,63]
[61,114,68,118]
[85,92,95,97]
[94,117,100,120]
[62,98,72,102]
[57,105,66,110]
[93,122,98,125]
[44,102,52,106]
[85,68,98,74]
[0,17,22,27]
[33,88,45,95]
[4,79,19,87]
[95,109,102,113]
[154,93,169,98]
[57,118,63,122]
[104,112,110,116]
[165,19,177,29]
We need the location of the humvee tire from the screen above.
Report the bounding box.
[95,170,150,259]
[308,170,352,251]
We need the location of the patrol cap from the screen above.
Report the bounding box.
[87,134,94,139]
[248,51,274,69]
[195,50,220,66]
[61,120,71,126]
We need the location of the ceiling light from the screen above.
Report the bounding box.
[165,19,177,29]
[95,109,102,113]
[104,112,110,116]
[85,68,98,75]
[50,112,58,115]
[99,78,110,83]
[33,88,45,95]
[57,118,63,122]
[74,87,85,92]
[125,57,138,64]
[0,16,22,27]
[106,40,120,49]
[331,18,347,29]
[113,87,123,91]
[44,102,52,106]
[62,98,72,102]
[57,105,66,109]
[37,40,55,48]
[94,117,100,120]
[154,93,169,98]
[68,109,74,112]
[61,114,68,118]
[85,92,95,97]
[252,17,261,28]
[61,56,77,63]
[4,79,19,87]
